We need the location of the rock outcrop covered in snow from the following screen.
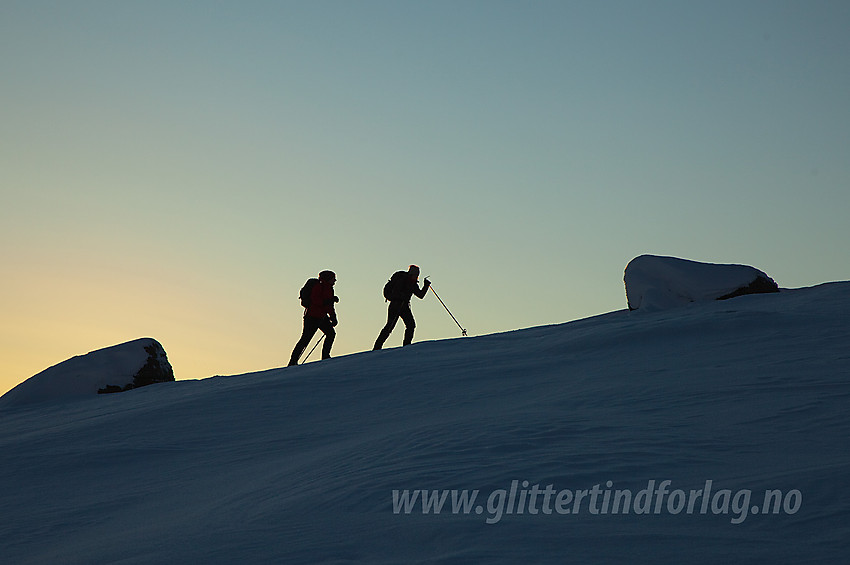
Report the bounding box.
[624,254,779,311]
[0,338,174,407]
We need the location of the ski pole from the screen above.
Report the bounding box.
[301,334,325,363]
[428,283,468,336]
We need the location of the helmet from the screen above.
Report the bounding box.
[319,270,336,282]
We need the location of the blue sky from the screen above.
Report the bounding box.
[2,0,849,394]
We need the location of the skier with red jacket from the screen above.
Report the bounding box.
[289,270,338,366]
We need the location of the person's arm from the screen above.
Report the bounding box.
[412,277,430,299]
[323,286,338,324]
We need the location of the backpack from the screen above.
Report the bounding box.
[299,278,319,308]
[383,271,408,302]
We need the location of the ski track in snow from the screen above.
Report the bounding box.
[1,283,849,563]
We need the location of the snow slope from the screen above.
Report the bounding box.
[1,283,849,564]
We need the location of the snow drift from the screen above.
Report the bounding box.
[1,283,849,564]
[624,254,779,311]
[0,338,173,407]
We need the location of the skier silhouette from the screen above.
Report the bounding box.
[374,265,430,349]
[289,270,338,365]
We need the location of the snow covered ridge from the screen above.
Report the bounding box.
[0,337,174,408]
[624,254,779,311]
[0,282,848,563]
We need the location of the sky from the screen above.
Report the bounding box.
[2,0,849,396]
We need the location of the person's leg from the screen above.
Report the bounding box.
[374,303,402,350]
[318,317,336,359]
[289,316,320,366]
[400,304,416,345]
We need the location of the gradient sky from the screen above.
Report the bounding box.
[2,0,849,396]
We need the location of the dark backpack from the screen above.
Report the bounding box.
[299,278,319,308]
[382,271,408,301]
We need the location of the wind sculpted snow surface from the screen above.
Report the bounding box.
[1,283,849,564]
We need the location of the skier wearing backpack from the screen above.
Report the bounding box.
[289,270,339,366]
[373,265,430,350]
